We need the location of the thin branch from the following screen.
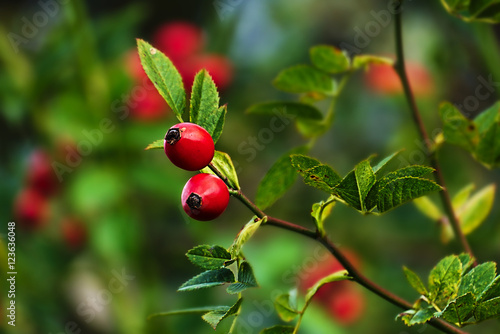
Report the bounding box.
[228,184,467,333]
[393,0,475,261]
[265,217,469,334]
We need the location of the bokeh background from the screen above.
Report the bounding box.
[1,0,500,333]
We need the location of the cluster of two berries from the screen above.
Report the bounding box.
[164,123,229,221]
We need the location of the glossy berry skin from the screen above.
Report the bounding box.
[181,173,229,221]
[164,122,214,171]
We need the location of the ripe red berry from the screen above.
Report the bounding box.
[153,21,204,61]
[14,188,49,229]
[26,149,59,196]
[164,122,214,171]
[181,173,230,221]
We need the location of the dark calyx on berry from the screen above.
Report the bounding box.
[165,128,181,145]
[186,193,202,210]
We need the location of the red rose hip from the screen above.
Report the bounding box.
[164,122,214,171]
[181,173,229,221]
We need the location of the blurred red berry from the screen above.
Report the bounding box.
[182,54,234,89]
[364,61,433,96]
[14,188,49,229]
[26,149,59,196]
[62,218,87,250]
[298,250,365,324]
[153,21,204,61]
[124,49,147,81]
[299,250,360,302]
[327,287,366,325]
[130,88,169,121]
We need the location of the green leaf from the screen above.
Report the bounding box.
[475,121,500,168]
[399,307,435,326]
[247,102,323,120]
[458,184,495,235]
[227,261,259,294]
[474,296,500,322]
[458,262,497,299]
[200,150,240,190]
[413,196,443,221]
[256,147,307,210]
[305,270,350,304]
[274,293,300,322]
[136,39,185,121]
[333,171,362,210]
[148,306,231,320]
[273,65,335,95]
[354,160,376,212]
[469,0,500,17]
[380,165,435,180]
[372,151,401,176]
[478,275,500,303]
[376,177,442,213]
[428,255,462,306]
[351,55,394,70]
[474,101,500,134]
[290,154,341,193]
[186,245,232,270]
[365,165,436,212]
[259,325,295,334]
[295,118,329,138]
[212,105,227,144]
[403,266,428,296]
[202,298,242,329]
[189,69,221,139]
[311,196,336,236]
[440,0,470,12]
[458,253,475,273]
[452,184,475,210]
[439,102,478,152]
[178,268,235,291]
[440,0,500,23]
[231,217,264,257]
[144,139,164,150]
[436,293,475,325]
[309,45,350,74]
